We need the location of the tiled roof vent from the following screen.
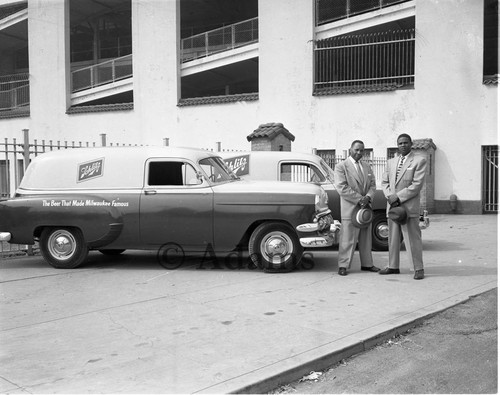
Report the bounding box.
[412,138,436,151]
[246,123,295,151]
[247,123,295,142]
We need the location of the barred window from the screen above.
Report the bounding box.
[314,27,415,95]
[483,0,498,84]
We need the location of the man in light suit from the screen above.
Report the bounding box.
[380,133,427,280]
[334,140,380,276]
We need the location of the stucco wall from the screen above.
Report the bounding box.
[414,0,497,203]
[1,0,497,211]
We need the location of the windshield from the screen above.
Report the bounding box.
[320,159,336,183]
[199,156,239,184]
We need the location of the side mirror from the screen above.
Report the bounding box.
[196,171,205,183]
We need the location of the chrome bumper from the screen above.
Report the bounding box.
[419,210,430,230]
[297,215,341,248]
[0,232,11,242]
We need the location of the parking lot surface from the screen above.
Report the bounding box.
[0,214,497,394]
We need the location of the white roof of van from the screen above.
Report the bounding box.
[18,146,219,190]
[220,150,323,161]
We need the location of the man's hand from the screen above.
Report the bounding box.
[358,196,371,207]
[387,194,400,206]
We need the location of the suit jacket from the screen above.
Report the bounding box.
[381,151,427,217]
[334,158,376,220]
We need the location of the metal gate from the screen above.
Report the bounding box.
[482,145,498,213]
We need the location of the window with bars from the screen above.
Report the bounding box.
[482,145,498,213]
[387,147,398,159]
[483,0,498,84]
[314,27,415,95]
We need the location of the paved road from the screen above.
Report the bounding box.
[270,288,498,394]
[0,214,497,393]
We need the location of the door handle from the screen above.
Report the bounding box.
[144,189,157,195]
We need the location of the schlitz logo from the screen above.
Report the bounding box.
[224,155,249,177]
[78,158,104,182]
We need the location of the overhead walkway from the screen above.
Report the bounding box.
[180,16,258,77]
[70,54,133,106]
[70,17,259,105]
[0,3,29,115]
[0,3,27,30]
[315,0,414,40]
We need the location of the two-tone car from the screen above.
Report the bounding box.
[0,147,339,272]
[221,151,430,251]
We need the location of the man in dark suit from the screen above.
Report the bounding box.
[334,140,380,276]
[380,133,427,280]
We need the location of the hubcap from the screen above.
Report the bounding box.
[48,230,76,260]
[260,231,293,263]
[376,223,389,240]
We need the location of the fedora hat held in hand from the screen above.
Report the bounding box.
[388,206,407,225]
[351,204,374,228]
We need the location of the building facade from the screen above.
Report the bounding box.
[0,0,498,213]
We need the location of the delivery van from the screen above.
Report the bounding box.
[221,151,429,251]
[0,147,339,272]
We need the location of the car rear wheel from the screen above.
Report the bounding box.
[371,212,389,251]
[371,212,404,251]
[249,222,303,273]
[40,227,88,269]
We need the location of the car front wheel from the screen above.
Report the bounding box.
[249,222,303,273]
[40,227,88,269]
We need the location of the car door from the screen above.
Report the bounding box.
[139,158,214,252]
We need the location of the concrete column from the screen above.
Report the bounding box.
[28,0,71,125]
[131,0,179,142]
[258,0,314,121]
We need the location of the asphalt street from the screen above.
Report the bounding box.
[270,288,498,394]
[0,214,497,393]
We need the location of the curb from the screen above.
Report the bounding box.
[196,282,497,394]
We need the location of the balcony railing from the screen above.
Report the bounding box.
[71,54,133,93]
[316,0,410,25]
[181,17,258,63]
[314,29,415,94]
[0,73,30,111]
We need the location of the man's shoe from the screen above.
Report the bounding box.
[414,269,424,280]
[338,267,348,276]
[361,266,380,272]
[378,267,400,275]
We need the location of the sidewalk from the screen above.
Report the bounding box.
[0,214,497,394]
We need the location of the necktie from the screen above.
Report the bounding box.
[396,156,405,178]
[355,161,364,183]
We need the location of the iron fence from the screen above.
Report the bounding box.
[314,28,415,93]
[71,54,133,93]
[316,150,388,187]
[365,156,387,186]
[316,0,410,25]
[181,17,258,63]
